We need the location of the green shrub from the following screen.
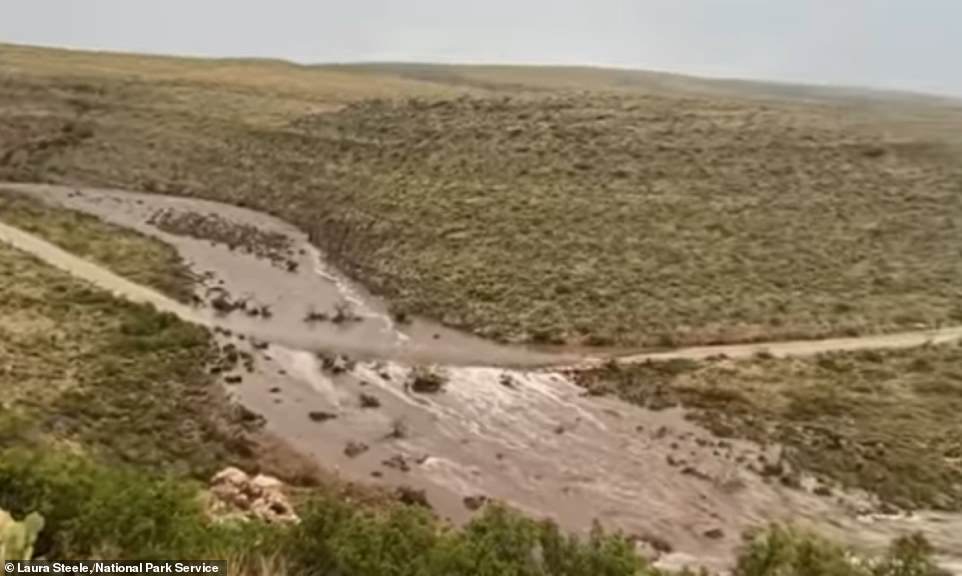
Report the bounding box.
[733,524,948,576]
[0,449,210,559]
[0,450,948,576]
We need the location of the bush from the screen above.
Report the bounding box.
[734,524,949,576]
[0,450,949,576]
[0,449,211,559]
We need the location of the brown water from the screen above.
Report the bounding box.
[2,183,960,573]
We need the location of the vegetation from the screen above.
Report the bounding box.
[0,449,947,576]
[736,525,949,576]
[577,342,962,511]
[0,190,194,302]
[0,506,44,563]
[0,241,250,476]
[1,44,957,574]
[3,44,962,346]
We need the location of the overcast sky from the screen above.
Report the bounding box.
[2,0,960,96]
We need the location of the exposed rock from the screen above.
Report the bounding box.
[224,375,243,385]
[209,467,298,524]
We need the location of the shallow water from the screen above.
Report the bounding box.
[3,183,960,573]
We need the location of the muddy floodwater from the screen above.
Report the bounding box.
[2,183,960,574]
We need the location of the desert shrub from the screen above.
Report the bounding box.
[0,449,210,559]
[289,501,648,576]
[0,449,280,565]
[733,524,948,576]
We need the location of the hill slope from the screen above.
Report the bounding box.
[3,43,962,346]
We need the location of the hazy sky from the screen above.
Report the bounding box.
[2,0,961,96]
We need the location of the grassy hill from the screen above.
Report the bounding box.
[3,42,962,346]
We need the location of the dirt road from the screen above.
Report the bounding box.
[2,191,959,366]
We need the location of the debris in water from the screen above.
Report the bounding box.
[463,495,489,511]
[359,393,381,409]
[395,486,431,509]
[408,366,446,394]
[308,411,338,423]
[344,441,369,458]
[382,455,410,472]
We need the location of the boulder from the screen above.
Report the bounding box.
[209,467,298,524]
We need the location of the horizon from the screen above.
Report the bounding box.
[2,0,961,98]
[5,40,957,104]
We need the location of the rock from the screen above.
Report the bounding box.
[344,441,369,458]
[463,495,489,511]
[359,393,381,409]
[224,375,243,385]
[499,373,518,389]
[269,387,281,394]
[395,486,431,509]
[209,467,298,524]
[308,411,338,423]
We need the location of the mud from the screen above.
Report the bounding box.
[2,183,960,573]
[1,182,568,367]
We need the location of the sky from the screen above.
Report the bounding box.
[2,0,961,97]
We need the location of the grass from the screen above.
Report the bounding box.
[576,342,962,511]
[4,44,962,346]
[0,240,250,476]
[0,189,195,302]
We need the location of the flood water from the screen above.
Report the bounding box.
[2,183,959,573]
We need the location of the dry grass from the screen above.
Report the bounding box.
[0,237,251,476]
[3,43,962,346]
[0,189,195,301]
[577,343,962,511]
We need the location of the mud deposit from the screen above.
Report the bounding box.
[2,183,960,573]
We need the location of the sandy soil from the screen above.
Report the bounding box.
[2,183,960,573]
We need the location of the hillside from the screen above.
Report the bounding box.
[3,43,962,347]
